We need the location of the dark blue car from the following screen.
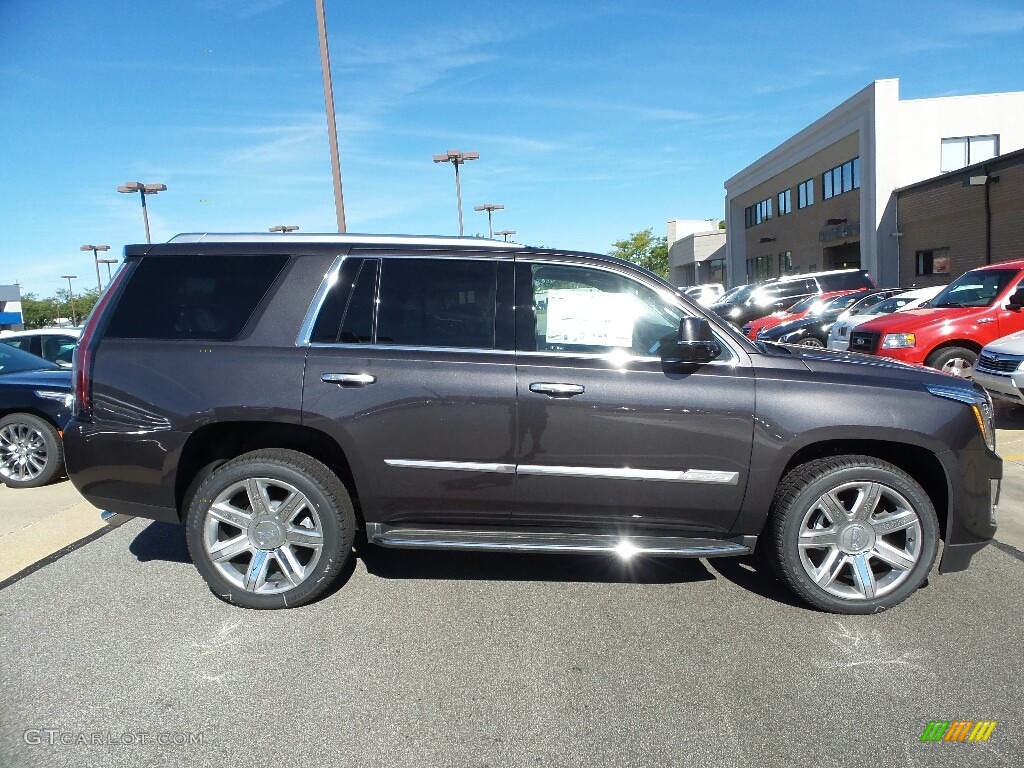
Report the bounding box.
[0,344,73,488]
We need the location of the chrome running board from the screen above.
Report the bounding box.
[366,523,754,558]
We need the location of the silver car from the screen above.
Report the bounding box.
[974,330,1024,404]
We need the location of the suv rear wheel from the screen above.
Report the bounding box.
[765,455,938,614]
[185,449,355,609]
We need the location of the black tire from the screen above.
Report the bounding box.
[0,413,64,488]
[925,346,977,378]
[765,455,939,614]
[185,448,355,609]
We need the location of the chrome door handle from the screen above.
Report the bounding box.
[977,317,995,324]
[322,373,376,386]
[529,382,585,397]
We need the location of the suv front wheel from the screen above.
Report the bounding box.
[185,449,355,609]
[765,455,939,614]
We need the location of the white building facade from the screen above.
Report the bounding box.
[724,79,1024,287]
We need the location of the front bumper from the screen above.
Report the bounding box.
[973,369,1024,405]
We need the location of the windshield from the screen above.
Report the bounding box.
[931,269,1019,308]
[788,295,823,314]
[0,342,60,374]
[845,292,893,315]
[871,295,914,314]
[719,284,756,304]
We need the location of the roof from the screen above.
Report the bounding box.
[167,232,517,248]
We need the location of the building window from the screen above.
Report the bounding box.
[777,189,792,216]
[940,135,998,172]
[744,197,773,228]
[916,248,951,276]
[746,255,773,282]
[822,157,860,200]
[778,251,793,275]
[708,258,726,285]
[797,179,814,208]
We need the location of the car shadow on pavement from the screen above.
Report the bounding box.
[995,401,1024,430]
[704,555,808,609]
[129,521,191,564]
[124,524,802,606]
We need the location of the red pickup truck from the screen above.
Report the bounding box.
[849,259,1024,376]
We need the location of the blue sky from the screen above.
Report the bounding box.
[1,0,1023,296]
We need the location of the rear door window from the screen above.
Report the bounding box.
[106,255,289,340]
[310,258,378,344]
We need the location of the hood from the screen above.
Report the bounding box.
[0,368,73,389]
[855,306,988,334]
[759,341,975,389]
[983,329,1024,355]
[761,313,833,339]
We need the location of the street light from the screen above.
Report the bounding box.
[433,149,479,236]
[473,203,504,239]
[117,181,167,244]
[98,259,119,282]
[315,0,346,233]
[269,225,300,233]
[495,230,516,242]
[61,275,78,326]
[81,244,111,291]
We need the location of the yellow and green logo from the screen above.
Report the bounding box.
[920,721,997,742]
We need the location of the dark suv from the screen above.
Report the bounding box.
[64,234,1000,614]
[709,269,874,327]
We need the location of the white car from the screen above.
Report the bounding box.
[0,328,81,367]
[974,330,1024,405]
[827,286,943,352]
[681,283,725,306]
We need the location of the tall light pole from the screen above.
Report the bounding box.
[269,225,300,233]
[433,149,479,236]
[98,258,119,283]
[61,275,78,326]
[81,244,111,291]
[117,181,166,243]
[315,0,346,233]
[495,230,517,242]
[473,203,504,239]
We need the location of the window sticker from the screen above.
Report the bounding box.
[543,289,637,347]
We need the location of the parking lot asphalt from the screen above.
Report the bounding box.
[1,406,1023,767]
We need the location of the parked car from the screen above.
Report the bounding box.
[0,343,73,488]
[63,233,998,614]
[708,269,874,327]
[850,260,1024,377]
[827,286,943,352]
[681,283,724,306]
[973,331,1024,405]
[757,289,903,347]
[742,290,856,340]
[0,328,81,368]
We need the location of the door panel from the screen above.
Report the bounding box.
[303,348,516,526]
[512,260,754,533]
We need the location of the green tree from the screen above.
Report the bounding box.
[610,229,669,279]
[20,293,59,329]
[53,287,100,326]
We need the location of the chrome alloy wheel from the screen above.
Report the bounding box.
[940,356,973,378]
[0,422,49,482]
[797,481,922,601]
[202,477,324,595]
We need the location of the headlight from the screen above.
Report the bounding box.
[882,332,916,349]
[924,383,996,451]
[34,390,74,408]
[1016,360,1024,372]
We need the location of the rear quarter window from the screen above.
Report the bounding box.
[105,254,289,340]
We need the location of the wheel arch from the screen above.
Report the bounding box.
[925,339,983,360]
[778,439,950,541]
[174,421,362,527]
